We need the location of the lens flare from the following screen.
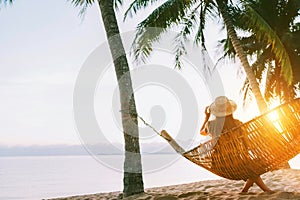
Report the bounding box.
[267,110,283,133]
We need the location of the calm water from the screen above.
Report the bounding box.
[1,154,300,200]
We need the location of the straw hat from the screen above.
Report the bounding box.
[209,96,237,117]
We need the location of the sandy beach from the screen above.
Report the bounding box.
[50,169,300,200]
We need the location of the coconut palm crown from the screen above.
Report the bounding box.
[219,0,300,104]
[125,0,295,113]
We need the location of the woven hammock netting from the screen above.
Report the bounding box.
[162,98,300,181]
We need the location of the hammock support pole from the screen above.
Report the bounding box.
[160,130,185,155]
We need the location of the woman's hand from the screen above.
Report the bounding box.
[200,129,209,136]
[204,106,211,119]
[200,106,211,136]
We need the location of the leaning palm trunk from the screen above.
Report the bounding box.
[264,62,273,100]
[216,0,267,113]
[216,0,289,168]
[98,0,144,196]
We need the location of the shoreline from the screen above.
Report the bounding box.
[50,169,300,200]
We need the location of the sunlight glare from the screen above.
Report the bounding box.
[268,98,281,109]
[267,111,283,133]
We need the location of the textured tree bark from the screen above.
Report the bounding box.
[216,0,290,169]
[98,0,144,196]
[216,0,267,113]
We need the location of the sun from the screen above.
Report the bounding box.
[267,98,284,133]
[267,111,284,133]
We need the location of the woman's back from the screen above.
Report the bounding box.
[206,115,242,138]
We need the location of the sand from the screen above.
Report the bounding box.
[50,169,300,200]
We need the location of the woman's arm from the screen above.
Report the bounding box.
[200,106,211,136]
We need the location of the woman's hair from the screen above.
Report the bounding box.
[219,115,241,131]
[207,115,242,138]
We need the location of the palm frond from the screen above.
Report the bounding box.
[124,0,161,20]
[137,0,195,29]
[194,1,216,48]
[114,0,123,10]
[240,79,251,108]
[250,46,272,73]
[173,3,202,68]
[132,27,166,64]
[217,36,236,62]
[0,0,13,4]
[132,0,196,63]
[69,0,95,16]
[264,72,276,102]
[244,4,293,85]
[174,32,187,69]
[0,0,13,8]
[217,35,265,63]
[263,58,297,103]
[194,5,206,47]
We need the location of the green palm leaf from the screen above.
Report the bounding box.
[124,0,162,20]
[244,4,293,85]
[131,0,196,63]
[0,0,13,8]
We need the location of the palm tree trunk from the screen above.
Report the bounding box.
[97,0,144,196]
[216,0,290,169]
[216,0,267,113]
[264,62,272,100]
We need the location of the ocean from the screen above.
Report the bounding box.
[1,154,299,200]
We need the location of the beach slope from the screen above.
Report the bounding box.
[51,169,300,200]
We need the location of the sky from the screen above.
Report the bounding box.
[0,0,259,147]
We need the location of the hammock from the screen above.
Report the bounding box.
[158,98,300,180]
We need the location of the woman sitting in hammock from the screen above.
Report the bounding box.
[200,96,272,193]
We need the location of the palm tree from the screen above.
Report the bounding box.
[0,0,12,5]
[215,0,266,112]
[220,0,300,104]
[244,0,300,103]
[1,0,144,197]
[70,0,144,197]
[125,0,294,114]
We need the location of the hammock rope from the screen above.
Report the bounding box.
[119,109,185,153]
[119,109,161,135]
[120,98,300,180]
